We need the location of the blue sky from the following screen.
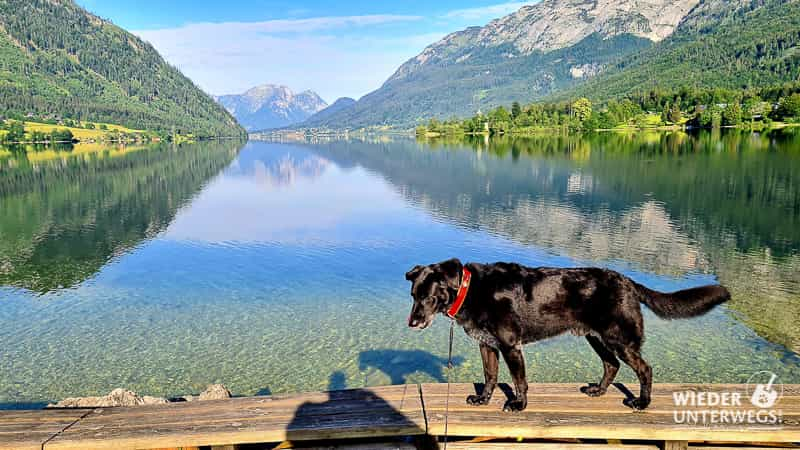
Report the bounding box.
[75,0,536,102]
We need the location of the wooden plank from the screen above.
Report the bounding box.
[45,385,426,450]
[0,409,91,450]
[288,443,416,449]
[664,441,688,450]
[58,390,422,424]
[9,383,799,450]
[427,413,799,442]
[692,447,798,450]
[421,384,800,398]
[442,444,659,450]
[422,384,800,443]
[421,384,800,414]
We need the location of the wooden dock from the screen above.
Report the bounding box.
[1,383,798,449]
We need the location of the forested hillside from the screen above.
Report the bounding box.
[306,34,652,128]
[0,0,243,137]
[300,0,698,128]
[562,0,800,102]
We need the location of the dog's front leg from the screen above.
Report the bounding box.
[501,345,528,412]
[467,344,498,406]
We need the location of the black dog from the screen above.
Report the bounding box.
[405,258,730,411]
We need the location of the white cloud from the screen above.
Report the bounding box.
[442,1,537,21]
[149,14,423,35]
[134,15,438,101]
[132,5,537,101]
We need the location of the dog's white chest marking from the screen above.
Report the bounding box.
[463,325,500,349]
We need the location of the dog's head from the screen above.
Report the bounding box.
[404,258,463,330]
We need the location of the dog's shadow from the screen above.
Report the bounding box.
[610,382,636,400]
[359,349,464,384]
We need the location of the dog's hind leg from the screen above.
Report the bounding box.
[613,345,652,410]
[467,343,499,406]
[581,335,620,397]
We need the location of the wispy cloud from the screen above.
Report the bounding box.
[134,14,435,101]
[133,5,537,101]
[442,1,536,21]
[157,14,424,35]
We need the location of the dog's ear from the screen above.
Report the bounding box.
[437,258,463,290]
[405,265,426,281]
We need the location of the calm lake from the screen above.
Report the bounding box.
[0,131,799,408]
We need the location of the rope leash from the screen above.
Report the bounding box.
[443,319,455,450]
[443,267,470,450]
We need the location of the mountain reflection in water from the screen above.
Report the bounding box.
[0,130,797,407]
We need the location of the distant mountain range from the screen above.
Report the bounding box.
[216,85,328,131]
[0,0,242,137]
[303,0,800,129]
[301,97,357,128]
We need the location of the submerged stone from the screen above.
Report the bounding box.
[49,388,168,408]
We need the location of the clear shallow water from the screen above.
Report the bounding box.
[0,132,798,408]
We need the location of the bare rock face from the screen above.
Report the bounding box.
[570,63,602,79]
[392,0,700,80]
[49,388,169,408]
[198,384,232,401]
[479,0,701,53]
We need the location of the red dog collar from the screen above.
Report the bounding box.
[447,267,472,319]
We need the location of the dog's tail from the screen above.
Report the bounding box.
[635,282,730,319]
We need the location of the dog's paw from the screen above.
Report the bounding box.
[623,396,650,411]
[580,384,607,397]
[502,398,527,413]
[466,394,490,406]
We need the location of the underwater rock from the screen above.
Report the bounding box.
[49,384,232,408]
[49,388,169,408]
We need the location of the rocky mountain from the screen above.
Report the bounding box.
[217,85,327,131]
[390,0,699,81]
[301,97,357,128]
[309,0,700,128]
[0,0,242,137]
[309,0,800,129]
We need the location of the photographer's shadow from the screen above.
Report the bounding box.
[285,371,423,442]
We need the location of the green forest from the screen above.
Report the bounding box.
[564,0,800,103]
[417,83,800,136]
[0,0,244,138]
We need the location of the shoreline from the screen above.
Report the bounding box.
[259,122,800,140]
[416,122,799,138]
[0,135,246,147]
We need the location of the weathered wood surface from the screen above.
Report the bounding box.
[442,444,660,450]
[423,383,800,442]
[0,409,90,450]
[288,444,417,449]
[1,383,798,450]
[692,447,799,450]
[46,385,425,449]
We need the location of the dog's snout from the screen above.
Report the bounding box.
[408,309,424,329]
